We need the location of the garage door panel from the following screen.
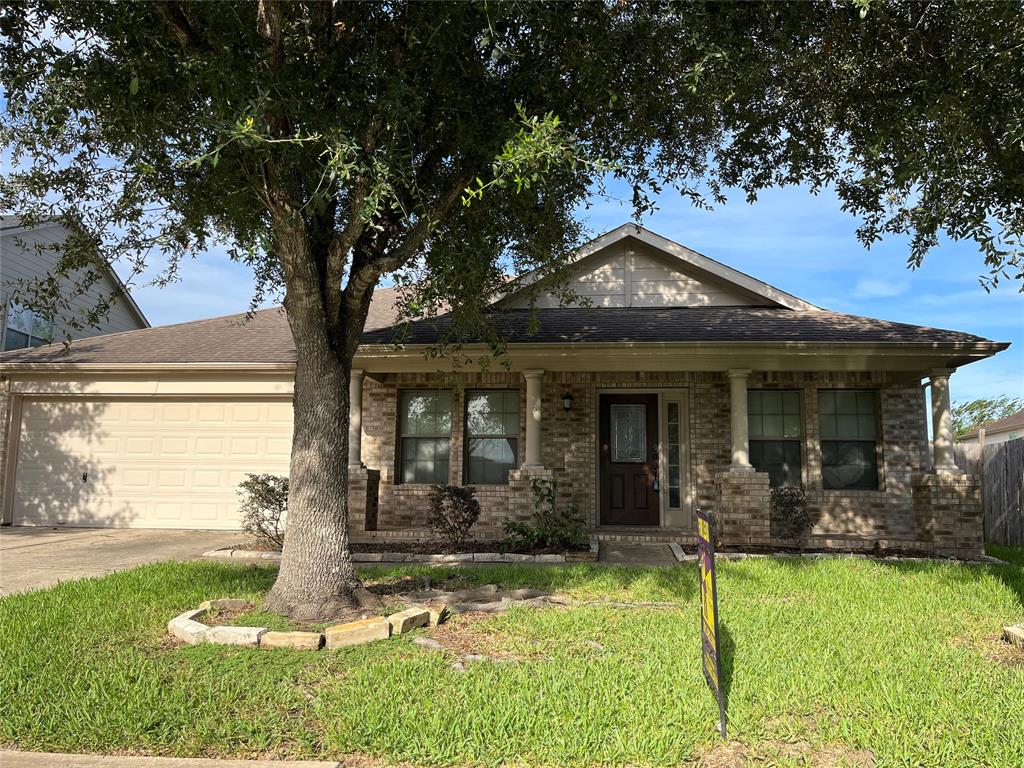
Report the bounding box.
[13,398,293,529]
[159,436,191,455]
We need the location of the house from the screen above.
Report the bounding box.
[957,409,1024,446]
[1,217,149,351]
[0,225,1008,557]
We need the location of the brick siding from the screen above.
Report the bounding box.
[352,368,978,554]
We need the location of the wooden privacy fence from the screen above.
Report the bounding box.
[954,438,1024,546]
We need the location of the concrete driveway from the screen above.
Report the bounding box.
[0,527,244,596]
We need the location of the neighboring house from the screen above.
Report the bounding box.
[1,217,149,351]
[957,409,1024,446]
[0,225,1009,557]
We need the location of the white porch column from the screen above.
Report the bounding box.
[522,369,544,468]
[348,369,365,468]
[728,369,754,472]
[930,368,960,473]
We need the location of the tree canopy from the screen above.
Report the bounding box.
[2,0,1022,328]
[952,395,1024,437]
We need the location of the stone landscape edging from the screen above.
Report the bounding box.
[167,585,578,651]
[202,548,597,564]
[1004,624,1024,649]
[166,598,444,651]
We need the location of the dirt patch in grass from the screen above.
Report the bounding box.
[979,633,1024,667]
[699,739,875,767]
[949,631,1024,667]
[427,612,536,661]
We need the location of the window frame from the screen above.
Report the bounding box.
[747,388,804,489]
[396,389,453,486]
[817,388,882,492]
[463,388,520,486]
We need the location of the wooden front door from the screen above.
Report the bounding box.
[599,393,660,526]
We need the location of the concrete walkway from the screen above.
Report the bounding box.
[0,527,244,596]
[599,542,678,566]
[0,753,341,767]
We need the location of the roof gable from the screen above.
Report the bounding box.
[1,217,150,329]
[495,223,817,311]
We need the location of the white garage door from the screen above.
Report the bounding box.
[12,398,293,529]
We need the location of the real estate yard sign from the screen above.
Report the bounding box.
[696,507,727,739]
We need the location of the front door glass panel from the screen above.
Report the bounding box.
[610,404,646,463]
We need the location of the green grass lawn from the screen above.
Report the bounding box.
[1,555,1022,767]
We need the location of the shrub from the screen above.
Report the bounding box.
[770,486,814,544]
[427,484,481,551]
[503,478,586,552]
[237,473,288,550]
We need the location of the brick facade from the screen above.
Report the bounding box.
[912,473,983,557]
[351,368,981,556]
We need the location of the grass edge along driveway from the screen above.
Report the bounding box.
[0,556,1021,767]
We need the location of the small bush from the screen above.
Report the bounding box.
[237,473,288,550]
[503,478,586,552]
[770,486,814,544]
[428,484,481,551]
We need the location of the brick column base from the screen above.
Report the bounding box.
[348,467,381,532]
[912,473,983,558]
[508,466,555,527]
[715,470,771,547]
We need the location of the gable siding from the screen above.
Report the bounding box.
[503,239,763,309]
[1,223,144,345]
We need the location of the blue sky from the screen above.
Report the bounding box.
[126,182,1023,403]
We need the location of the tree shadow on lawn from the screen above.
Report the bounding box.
[361,562,702,602]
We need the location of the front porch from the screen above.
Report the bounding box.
[344,366,982,557]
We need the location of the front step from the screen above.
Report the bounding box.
[593,527,696,545]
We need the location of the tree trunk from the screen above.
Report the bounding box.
[264,227,363,621]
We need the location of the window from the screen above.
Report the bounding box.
[818,389,879,490]
[398,390,452,484]
[465,390,519,484]
[748,390,803,488]
[666,400,683,508]
[4,302,53,351]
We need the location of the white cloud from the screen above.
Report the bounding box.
[852,278,909,299]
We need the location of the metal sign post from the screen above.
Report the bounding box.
[696,507,727,739]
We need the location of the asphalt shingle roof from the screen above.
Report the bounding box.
[0,298,998,366]
[959,408,1024,439]
[0,288,400,365]
[361,306,994,346]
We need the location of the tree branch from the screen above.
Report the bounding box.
[338,173,471,358]
[154,2,212,55]
[258,0,285,69]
